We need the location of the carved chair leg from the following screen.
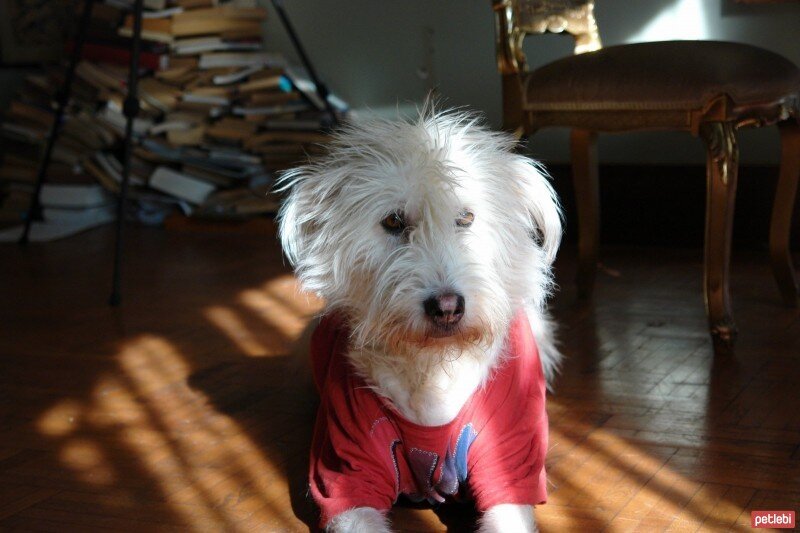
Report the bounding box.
[769,120,800,307]
[700,122,739,354]
[570,129,600,299]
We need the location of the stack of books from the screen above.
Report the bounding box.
[0,0,346,239]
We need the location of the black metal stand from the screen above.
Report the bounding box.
[19,0,145,307]
[270,0,339,127]
[109,0,144,307]
[19,0,96,244]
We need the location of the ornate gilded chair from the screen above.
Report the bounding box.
[492,0,800,353]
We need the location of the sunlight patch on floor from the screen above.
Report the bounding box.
[59,438,116,486]
[205,306,273,356]
[541,421,748,531]
[205,274,323,357]
[34,321,310,531]
[36,399,83,437]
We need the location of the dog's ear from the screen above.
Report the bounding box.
[511,157,563,265]
[276,166,323,268]
[277,164,350,298]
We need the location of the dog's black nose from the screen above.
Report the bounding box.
[423,293,465,326]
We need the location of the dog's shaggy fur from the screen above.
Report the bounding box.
[278,108,562,532]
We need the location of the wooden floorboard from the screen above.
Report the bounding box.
[1,222,798,532]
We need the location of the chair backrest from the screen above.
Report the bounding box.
[492,0,602,75]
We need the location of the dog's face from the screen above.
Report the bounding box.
[278,112,561,357]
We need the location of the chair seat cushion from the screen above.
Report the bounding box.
[523,40,800,112]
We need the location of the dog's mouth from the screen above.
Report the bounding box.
[377,315,487,350]
[426,323,460,338]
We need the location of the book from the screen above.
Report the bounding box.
[207,148,261,166]
[168,56,199,70]
[52,145,84,167]
[243,91,301,106]
[174,0,217,8]
[173,37,262,56]
[205,117,257,141]
[182,93,230,106]
[250,142,309,156]
[149,111,204,134]
[180,67,231,89]
[232,101,310,118]
[38,204,116,223]
[209,64,256,85]
[120,15,172,34]
[99,103,154,136]
[84,156,120,193]
[167,126,205,145]
[186,85,233,98]
[0,205,116,242]
[195,188,278,218]
[156,66,199,86]
[172,6,267,22]
[0,164,36,184]
[76,61,129,93]
[181,164,237,187]
[37,183,113,209]
[198,52,286,70]
[244,130,329,148]
[172,18,263,39]
[139,78,183,112]
[172,0,219,9]
[68,41,170,71]
[74,113,118,146]
[149,165,215,204]
[1,122,46,143]
[237,75,289,94]
[117,27,174,45]
[118,17,175,44]
[93,152,146,188]
[6,101,53,129]
[142,7,184,19]
[260,117,328,130]
[61,120,109,151]
[106,0,168,10]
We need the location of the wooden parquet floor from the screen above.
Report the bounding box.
[1,221,798,532]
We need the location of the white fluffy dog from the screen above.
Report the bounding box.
[278,108,562,533]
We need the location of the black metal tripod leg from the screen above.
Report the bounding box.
[270,0,338,126]
[109,0,144,307]
[19,0,96,245]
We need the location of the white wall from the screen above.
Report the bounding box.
[262,0,800,165]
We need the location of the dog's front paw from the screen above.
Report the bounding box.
[328,507,391,533]
[479,504,537,533]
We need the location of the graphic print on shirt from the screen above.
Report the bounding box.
[402,424,478,504]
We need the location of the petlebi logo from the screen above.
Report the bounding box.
[751,510,795,529]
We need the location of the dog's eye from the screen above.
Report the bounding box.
[381,212,406,234]
[456,211,474,228]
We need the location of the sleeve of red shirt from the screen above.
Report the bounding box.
[308,314,398,528]
[466,316,549,512]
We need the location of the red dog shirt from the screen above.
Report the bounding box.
[309,311,549,528]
